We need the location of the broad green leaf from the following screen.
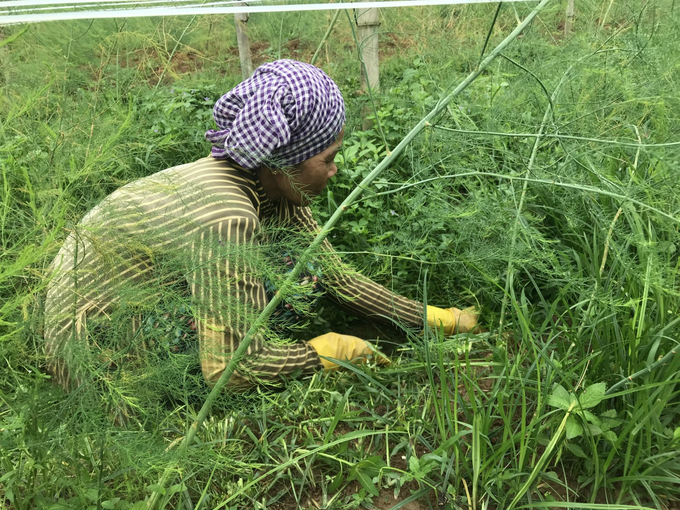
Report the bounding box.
[146,484,166,495]
[350,455,385,497]
[587,424,603,436]
[355,455,385,477]
[536,431,551,446]
[579,382,606,409]
[548,384,571,410]
[328,470,344,493]
[566,443,588,458]
[354,469,379,497]
[582,410,600,425]
[101,498,121,509]
[419,453,440,477]
[603,430,618,442]
[409,455,421,474]
[168,483,184,495]
[47,501,71,510]
[543,471,560,482]
[566,416,583,439]
[601,416,622,432]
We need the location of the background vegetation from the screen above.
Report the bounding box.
[1,0,679,508]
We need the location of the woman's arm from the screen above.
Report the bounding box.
[290,207,425,329]
[189,214,321,388]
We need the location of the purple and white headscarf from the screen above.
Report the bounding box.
[205,59,345,170]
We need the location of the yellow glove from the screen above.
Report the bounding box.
[308,332,389,372]
[426,306,480,334]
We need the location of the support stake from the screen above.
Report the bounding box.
[356,7,380,92]
[564,0,574,34]
[234,10,253,79]
[356,7,380,129]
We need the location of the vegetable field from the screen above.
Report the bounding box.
[1,1,679,509]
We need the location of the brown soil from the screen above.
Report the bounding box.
[269,479,434,510]
[383,32,418,58]
[110,47,207,85]
[171,51,204,74]
[225,38,316,69]
[371,487,433,510]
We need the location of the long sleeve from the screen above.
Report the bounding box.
[290,206,424,329]
[189,209,321,388]
[44,157,323,392]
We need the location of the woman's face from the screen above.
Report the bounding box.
[274,129,344,206]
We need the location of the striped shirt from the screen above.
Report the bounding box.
[44,157,422,390]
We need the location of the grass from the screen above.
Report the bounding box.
[1,0,680,509]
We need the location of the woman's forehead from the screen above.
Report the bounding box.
[325,134,343,153]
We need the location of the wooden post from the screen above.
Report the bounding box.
[564,0,574,34]
[0,30,7,88]
[356,7,380,92]
[234,11,253,80]
[356,8,380,129]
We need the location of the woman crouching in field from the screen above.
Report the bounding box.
[44,59,479,393]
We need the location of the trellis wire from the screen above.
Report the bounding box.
[0,0,264,14]
[1,0,537,25]
[145,0,553,507]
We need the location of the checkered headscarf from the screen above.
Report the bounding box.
[205,59,345,169]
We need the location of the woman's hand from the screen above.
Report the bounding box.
[308,332,389,371]
[426,306,481,334]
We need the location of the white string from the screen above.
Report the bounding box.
[1,0,197,6]
[0,0,265,11]
[0,0,535,25]
[2,0,264,15]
